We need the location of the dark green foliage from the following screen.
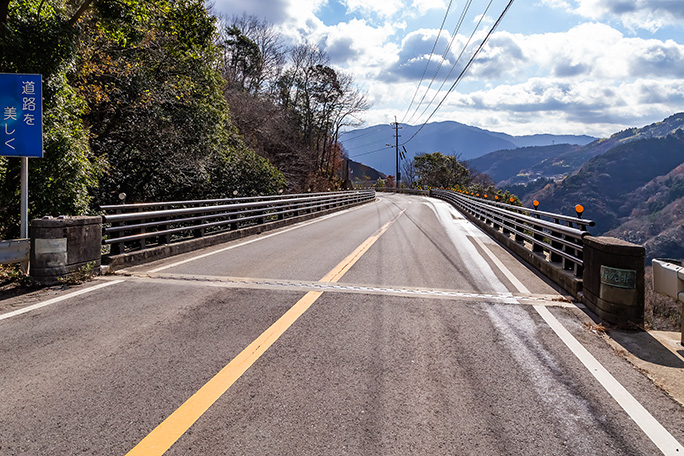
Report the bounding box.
[414,152,470,189]
[222,25,263,93]
[1,1,285,239]
[76,1,283,204]
[0,1,101,238]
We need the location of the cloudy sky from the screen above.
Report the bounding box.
[210,0,684,138]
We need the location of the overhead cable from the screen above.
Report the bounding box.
[413,0,493,125]
[400,0,455,124]
[402,0,516,147]
[405,0,474,125]
[349,146,391,159]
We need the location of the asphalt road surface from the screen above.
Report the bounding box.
[1,193,682,455]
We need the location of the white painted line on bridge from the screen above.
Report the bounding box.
[535,304,683,455]
[0,279,125,322]
[130,273,577,307]
[453,201,684,455]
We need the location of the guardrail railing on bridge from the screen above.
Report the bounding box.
[375,187,430,196]
[101,190,376,255]
[430,189,594,278]
[0,239,30,265]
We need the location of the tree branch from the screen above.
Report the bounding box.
[67,0,94,28]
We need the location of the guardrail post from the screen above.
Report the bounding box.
[549,218,563,263]
[652,259,684,346]
[157,215,169,245]
[532,215,545,255]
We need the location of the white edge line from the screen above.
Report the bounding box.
[0,280,125,322]
[535,305,683,455]
[458,208,683,454]
[468,232,531,295]
[149,203,371,273]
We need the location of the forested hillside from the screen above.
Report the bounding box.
[218,15,368,191]
[0,2,367,240]
[471,113,684,189]
[529,130,684,259]
[467,144,581,184]
[467,114,684,260]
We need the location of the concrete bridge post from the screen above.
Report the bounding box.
[582,236,645,327]
[30,216,102,285]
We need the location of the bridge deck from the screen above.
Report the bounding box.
[0,194,682,455]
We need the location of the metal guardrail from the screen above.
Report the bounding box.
[0,239,30,265]
[375,188,430,196]
[430,189,594,277]
[101,190,376,254]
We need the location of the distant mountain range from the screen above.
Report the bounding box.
[476,113,684,261]
[343,113,684,260]
[469,112,684,188]
[339,121,595,175]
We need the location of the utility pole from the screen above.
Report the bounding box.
[391,116,402,187]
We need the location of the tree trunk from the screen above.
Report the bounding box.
[0,0,10,23]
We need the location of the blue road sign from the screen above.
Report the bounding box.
[1,73,43,158]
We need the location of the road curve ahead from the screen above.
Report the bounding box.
[0,193,682,455]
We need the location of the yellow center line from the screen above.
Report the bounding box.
[125,208,407,456]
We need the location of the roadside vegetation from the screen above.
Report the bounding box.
[0,1,368,241]
[396,151,522,204]
[644,266,682,332]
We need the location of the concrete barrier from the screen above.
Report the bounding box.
[582,236,645,327]
[30,216,102,285]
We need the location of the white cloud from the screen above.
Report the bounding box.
[211,0,684,137]
[468,23,684,82]
[307,18,401,72]
[411,0,448,15]
[549,0,684,32]
[428,77,684,136]
[211,0,323,25]
[341,0,404,18]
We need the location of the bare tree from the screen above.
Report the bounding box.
[402,159,417,188]
[218,14,286,96]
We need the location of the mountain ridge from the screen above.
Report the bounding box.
[340,120,595,175]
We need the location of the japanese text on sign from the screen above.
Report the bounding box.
[1,74,43,158]
[600,266,637,290]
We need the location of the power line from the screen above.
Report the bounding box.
[412,0,493,126]
[405,0,474,126]
[402,0,516,147]
[349,145,392,159]
[339,129,377,143]
[400,0,455,124]
[344,137,388,150]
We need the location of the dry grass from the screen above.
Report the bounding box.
[644,265,682,331]
[0,264,30,288]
